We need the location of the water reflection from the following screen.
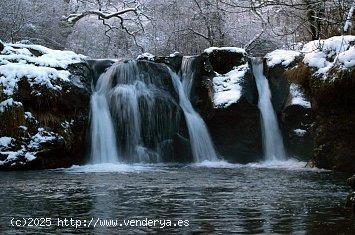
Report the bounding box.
[0,164,354,233]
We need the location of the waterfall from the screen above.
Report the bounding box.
[89,59,217,164]
[180,56,195,96]
[251,58,287,161]
[169,68,218,162]
[90,60,180,164]
[90,66,120,164]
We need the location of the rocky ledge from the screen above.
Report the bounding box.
[265,36,355,172]
[0,35,354,171]
[0,42,91,170]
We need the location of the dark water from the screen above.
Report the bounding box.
[0,161,354,234]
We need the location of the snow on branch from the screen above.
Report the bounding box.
[65,7,138,25]
[344,1,355,33]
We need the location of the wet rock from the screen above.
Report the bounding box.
[346,176,355,213]
[190,49,262,163]
[347,175,355,190]
[0,40,4,52]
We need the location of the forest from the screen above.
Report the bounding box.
[1,0,354,57]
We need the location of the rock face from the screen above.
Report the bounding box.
[0,36,353,171]
[187,48,263,163]
[278,36,355,172]
[308,67,355,172]
[0,43,91,170]
[346,175,355,212]
[263,51,314,161]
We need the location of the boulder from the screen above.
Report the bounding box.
[0,43,92,170]
[282,36,355,172]
[188,48,262,163]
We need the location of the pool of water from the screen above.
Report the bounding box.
[0,160,354,234]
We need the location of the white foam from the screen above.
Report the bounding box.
[65,163,155,173]
[245,158,327,172]
[190,160,238,168]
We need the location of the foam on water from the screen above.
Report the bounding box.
[66,163,155,173]
[189,158,327,172]
[245,158,328,172]
[190,160,237,168]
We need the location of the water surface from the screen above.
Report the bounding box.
[0,160,354,234]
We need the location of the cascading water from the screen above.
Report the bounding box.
[180,56,195,96]
[90,60,181,164]
[251,58,287,161]
[90,66,120,164]
[169,66,218,162]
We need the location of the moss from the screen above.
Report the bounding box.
[0,105,26,137]
[284,62,312,87]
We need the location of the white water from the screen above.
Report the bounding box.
[252,58,287,161]
[180,56,195,96]
[169,69,218,162]
[90,66,120,164]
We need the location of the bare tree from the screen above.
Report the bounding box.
[63,0,149,51]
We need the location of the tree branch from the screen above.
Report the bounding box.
[65,7,138,25]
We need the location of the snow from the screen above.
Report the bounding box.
[4,43,85,68]
[302,36,355,76]
[344,5,354,32]
[204,47,246,55]
[0,98,22,112]
[212,63,248,108]
[0,137,13,148]
[265,49,301,67]
[28,128,57,150]
[293,128,307,137]
[136,53,155,61]
[0,42,85,96]
[169,51,181,57]
[24,112,34,120]
[0,128,60,166]
[24,152,36,161]
[338,45,355,68]
[289,84,311,108]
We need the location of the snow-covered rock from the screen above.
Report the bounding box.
[0,42,92,170]
[0,98,22,112]
[0,137,13,149]
[293,128,307,137]
[289,84,311,108]
[136,52,155,61]
[265,49,301,68]
[212,63,248,108]
[204,47,246,55]
[0,43,86,96]
[302,35,355,77]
